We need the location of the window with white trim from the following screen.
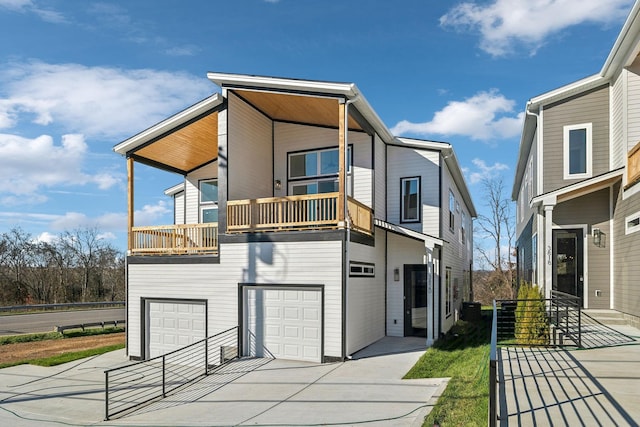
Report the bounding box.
[288,146,352,195]
[532,233,538,285]
[200,179,218,223]
[449,190,456,230]
[400,177,420,222]
[527,156,533,201]
[349,261,375,277]
[563,123,592,179]
[626,211,640,234]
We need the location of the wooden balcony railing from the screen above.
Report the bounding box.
[130,223,218,255]
[628,141,640,187]
[347,197,374,235]
[227,193,373,235]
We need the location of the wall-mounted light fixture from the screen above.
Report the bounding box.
[592,227,603,247]
[274,179,282,190]
[394,268,400,282]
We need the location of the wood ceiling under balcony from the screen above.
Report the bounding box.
[131,89,362,174]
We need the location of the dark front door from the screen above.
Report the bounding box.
[404,265,428,337]
[552,229,584,305]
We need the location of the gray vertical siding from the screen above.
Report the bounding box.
[543,85,610,193]
[554,188,611,309]
[613,183,640,318]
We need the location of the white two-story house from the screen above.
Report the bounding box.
[513,1,640,328]
[114,73,476,363]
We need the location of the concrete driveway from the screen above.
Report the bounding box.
[0,337,447,426]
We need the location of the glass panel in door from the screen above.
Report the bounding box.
[404,265,427,337]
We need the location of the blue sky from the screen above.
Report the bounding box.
[0,0,635,255]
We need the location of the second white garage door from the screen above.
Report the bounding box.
[147,300,206,359]
[246,288,322,363]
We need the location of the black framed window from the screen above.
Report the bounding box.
[400,177,420,223]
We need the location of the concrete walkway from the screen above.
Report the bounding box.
[499,325,640,426]
[0,336,446,426]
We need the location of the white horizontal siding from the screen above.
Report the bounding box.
[386,145,440,235]
[184,163,217,224]
[347,232,386,354]
[228,92,273,201]
[611,69,625,169]
[273,122,371,204]
[127,240,343,359]
[174,191,185,225]
[374,135,386,219]
[385,232,426,337]
[627,65,640,153]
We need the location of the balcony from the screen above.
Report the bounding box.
[227,192,373,235]
[130,223,218,255]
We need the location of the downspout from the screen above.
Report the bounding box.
[343,96,357,360]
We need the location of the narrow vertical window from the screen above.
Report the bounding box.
[449,190,456,230]
[563,123,592,179]
[400,177,420,222]
[200,179,218,223]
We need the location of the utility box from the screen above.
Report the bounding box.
[462,302,482,321]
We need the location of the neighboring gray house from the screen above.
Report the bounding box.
[114,73,476,363]
[513,1,640,327]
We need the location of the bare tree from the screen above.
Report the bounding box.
[474,177,516,299]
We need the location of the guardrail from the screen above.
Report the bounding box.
[489,300,498,427]
[55,320,125,334]
[0,301,125,313]
[104,326,239,420]
[488,292,583,425]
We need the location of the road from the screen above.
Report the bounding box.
[0,308,125,335]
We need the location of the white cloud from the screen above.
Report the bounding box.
[0,133,120,197]
[0,0,65,23]
[49,200,171,231]
[466,158,510,184]
[440,0,633,56]
[0,61,212,138]
[391,90,523,141]
[34,231,58,244]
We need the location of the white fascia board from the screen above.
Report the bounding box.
[512,107,537,200]
[527,74,605,111]
[374,219,444,248]
[601,0,640,78]
[113,93,223,155]
[395,137,477,218]
[530,168,623,207]
[164,182,185,196]
[207,72,396,143]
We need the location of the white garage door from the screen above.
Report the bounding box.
[246,288,322,363]
[147,300,206,359]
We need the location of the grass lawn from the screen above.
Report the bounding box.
[404,312,492,426]
[0,327,125,369]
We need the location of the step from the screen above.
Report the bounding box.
[582,309,628,326]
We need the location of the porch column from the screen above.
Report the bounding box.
[338,100,346,224]
[127,157,134,253]
[543,202,555,300]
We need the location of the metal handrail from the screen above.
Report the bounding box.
[104,326,238,420]
[0,301,125,313]
[489,300,498,427]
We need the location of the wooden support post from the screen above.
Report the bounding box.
[127,157,134,253]
[338,101,346,223]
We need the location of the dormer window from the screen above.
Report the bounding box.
[563,123,592,179]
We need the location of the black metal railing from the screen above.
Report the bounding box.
[549,290,582,347]
[104,326,239,420]
[489,300,498,427]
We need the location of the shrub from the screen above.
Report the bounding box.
[515,282,549,345]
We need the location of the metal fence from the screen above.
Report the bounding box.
[104,326,239,420]
[0,301,125,313]
[488,292,583,426]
